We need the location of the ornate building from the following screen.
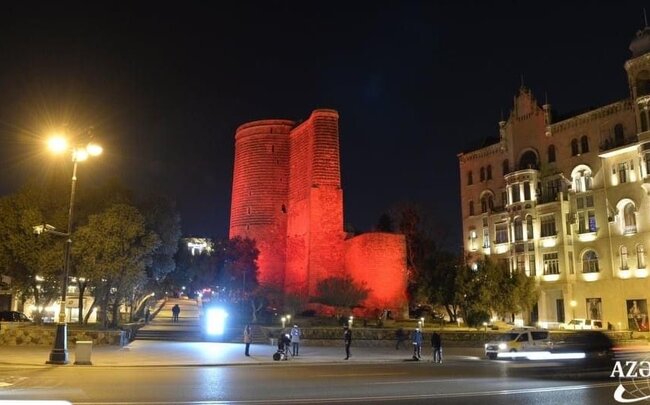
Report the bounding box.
[458,26,650,331]
[230,109,407,314]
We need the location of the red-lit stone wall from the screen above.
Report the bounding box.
[230,120,293,287]
[344,232,408,315]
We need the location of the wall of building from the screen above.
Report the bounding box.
[344,232,408,315]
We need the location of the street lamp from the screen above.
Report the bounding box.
[570,300,577,330]
[281,316,286,328]
[420,317,425,329]
[45,134,102,365]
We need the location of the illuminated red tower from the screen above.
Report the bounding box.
[230,109,407,314]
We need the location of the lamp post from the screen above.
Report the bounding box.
[281,316,286,328]
[570,300,577,330]
[45,135,102,365]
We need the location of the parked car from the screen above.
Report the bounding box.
[484,328,552,359]
[559,318,603,330]
[0,311,33,322]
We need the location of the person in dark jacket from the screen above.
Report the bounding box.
[343,325,352,360]
[171,304,180,322]
[431,331,443,363]
[412,328,423,360]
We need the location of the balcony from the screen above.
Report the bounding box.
[599,135,639,153]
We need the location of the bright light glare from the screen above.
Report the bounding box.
[48,136,68,153]
[86,143,103,156]
[206,308,228,335]
[497,351,586,360]
[75,149,89,162]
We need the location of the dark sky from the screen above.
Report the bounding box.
[0,2,647,251]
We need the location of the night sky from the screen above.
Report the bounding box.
[0,2,647,251]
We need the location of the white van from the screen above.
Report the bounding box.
[559,319,603,330]
[484,328,552,359]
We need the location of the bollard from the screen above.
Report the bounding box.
[74,341,93,365]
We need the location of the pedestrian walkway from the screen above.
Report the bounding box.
[0,340,483,367]
[135,298,202,341]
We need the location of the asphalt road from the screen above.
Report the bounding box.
[0,356,630,405]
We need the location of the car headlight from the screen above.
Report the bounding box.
[484,343,488,349]
[498,343,507,350]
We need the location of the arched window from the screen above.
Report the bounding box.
[571,139,579,156]
[572,165,593,192]
[481,197,487,213]
[488,195,494,211]
[620,246,629,270]
[637,245,646,269]
[518,150,538,170]
[547,145,556,163]
[502,159,509,176]
[467,171,473,185]
[486,165,492,180]
[582,250,599,273]
[480,167,485,182]
[514,217,523,241]
[623,203,637,234]
[480,193,494,214]
[614,124,625,146]
[580,136,589,154]
[526,215,534,240]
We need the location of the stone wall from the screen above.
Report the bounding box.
[0,324,126,346]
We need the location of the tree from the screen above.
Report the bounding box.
[376,213,394,232]
[72,203,160,326]
[223,236,259,292]
[418,247,463,321]
[311,275,371,315]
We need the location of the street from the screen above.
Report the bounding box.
[0,356,624,404]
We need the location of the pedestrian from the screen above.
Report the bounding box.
[343,324,352,360]
[290,324,302,356]
[395,328,408,350]
[412,328,423,360]
[171,304,180,322]
[145,307,151,323]
[431,331,443,363]
[243,324,252,356]
[278,331,292,360]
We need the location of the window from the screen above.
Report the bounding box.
[614,124,624,145]
[516,254,526,273]
[495,223,508,244]
[487,165,492,180]
[526,216,534,239]
[571,139,579,156]
[482,227,490,249]
[523,182,531,200]
[467,171,473,185]
[514,218,524,241]
[502,190,508,207]
[546,178,561,202]
[573,168,592,192]
[540,215,557,237]
[623,202,637,234]
[582,250,599,273]
[620,246,629,270]
[529,254,536,276]
[502,159,509,176]
[619,162,629,184]
[480,167,485,182]
[480,194,494,213]
[543,253,559,275]
[578,211,597,233]
[638,245,646,269]
[580,136,589,154]
[469,229,477,250]
[469,201,475,216]
[645,153,650,178]
[548,145,556,163]
[512,184,521,203]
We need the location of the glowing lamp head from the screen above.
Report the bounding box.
[86,143,103,156]
[205,307,228,335]
[48,136,68,154]
[74,149,89,162]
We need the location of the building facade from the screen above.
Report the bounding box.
[230,109,408,314]
[458,26,650,331]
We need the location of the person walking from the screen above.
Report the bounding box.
[431,331,443,363]
[412,328,423,360]
[395,328,408,350]
[144,307,151,323]
[290,324,302,356]
[171,304,180,322]
[243,324,252,356]
[343,325,352,360]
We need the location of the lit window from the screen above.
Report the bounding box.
[582,250,599,273]
[620,246,629,270]
[543,253,559,275]
[495,223,508,244]
[482,227,490,249]
[540,215,557,237]
[638,245,646,269]
[514,217,523,241]
[526,216,534,240]
[623,203,637,234]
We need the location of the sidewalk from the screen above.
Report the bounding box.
[0,340,484,367]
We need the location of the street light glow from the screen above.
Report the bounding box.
[86,143,103,156]
[48,136,68,153]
